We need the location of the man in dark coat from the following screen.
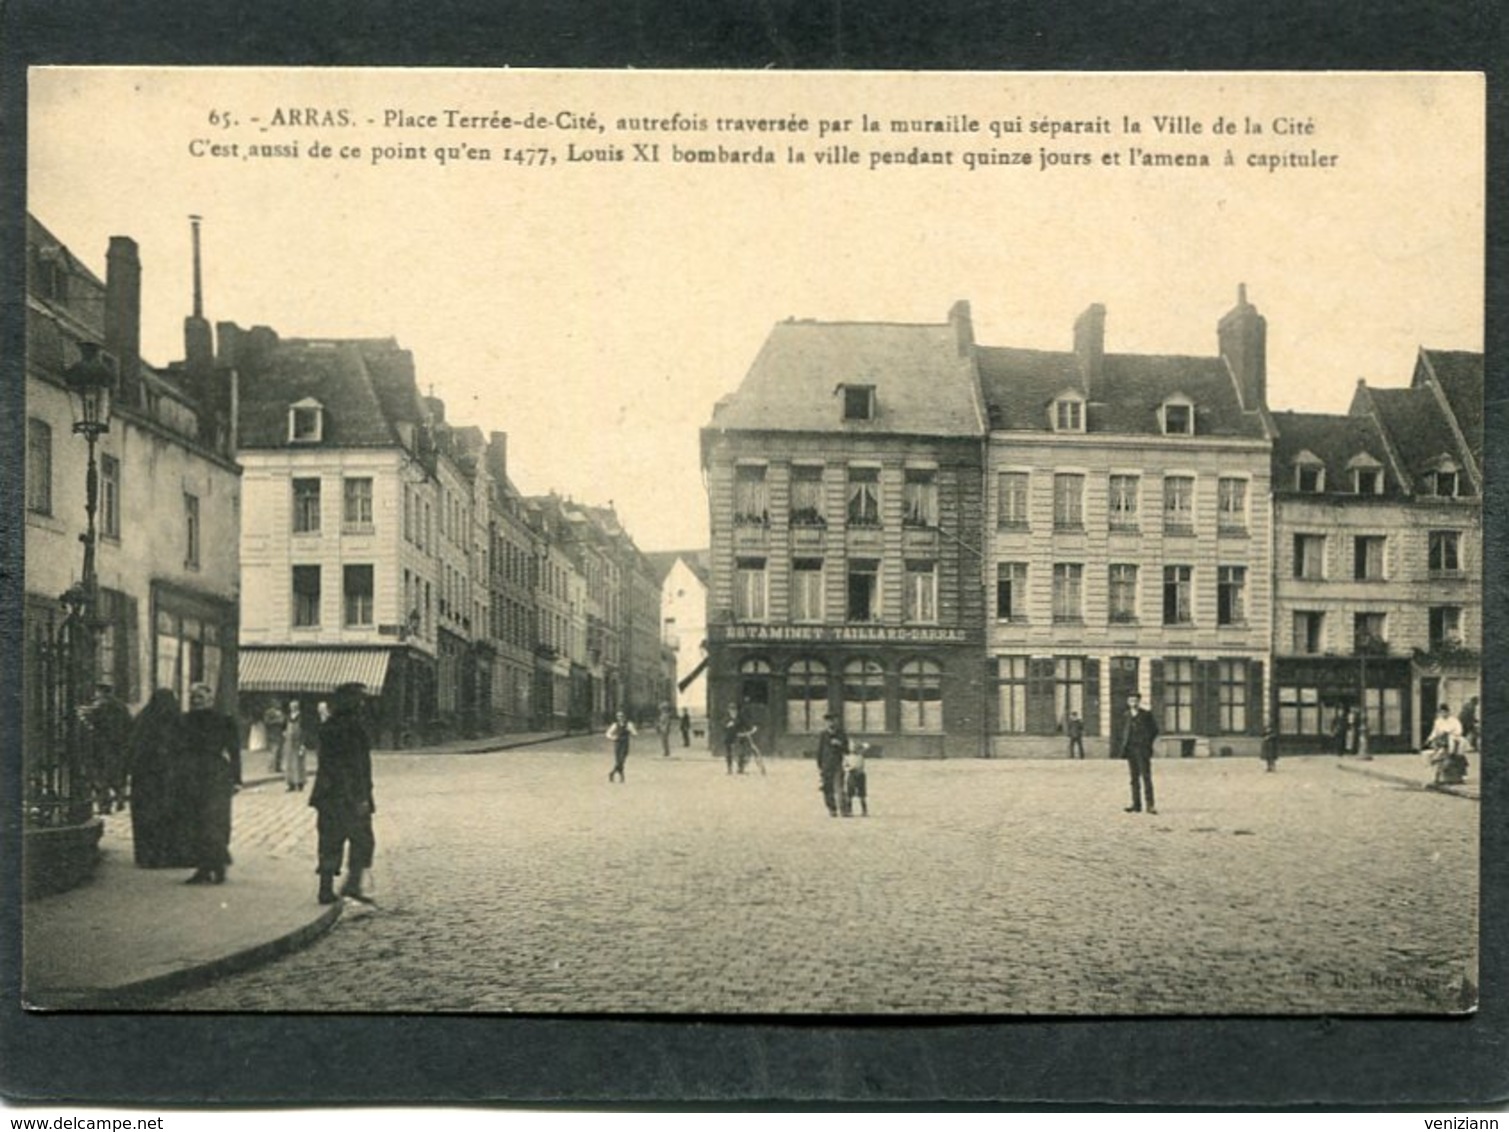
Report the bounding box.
[182,682,241,884]
[1115,692,1160,814]
[310,682,376,904]
[815,712,849,817]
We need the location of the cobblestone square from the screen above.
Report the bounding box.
[163,744,1478,1014]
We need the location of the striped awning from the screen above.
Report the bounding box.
[238,648,393,695]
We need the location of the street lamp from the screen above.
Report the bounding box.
[59,342,117,814]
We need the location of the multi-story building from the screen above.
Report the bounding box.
[701,303,987,758]
[525,495,587,730]
[484,432,538,734]
[1271,349,1482,753]
[979,291,1275,757]
[24,216,241,733]
[648,550,712,726]
[232,327,444,746]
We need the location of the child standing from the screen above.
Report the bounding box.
[842,741,869,817]
[606,712,636,783]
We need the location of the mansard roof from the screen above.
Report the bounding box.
[236,338,399,449]
[1270,410,1401,497]
[1416,348,1483,468]
[1364,384,1468,491]
[707,317,983,438]
[978,348,1266,439]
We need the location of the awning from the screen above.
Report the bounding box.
[238,648,393,695]
[677,655,709,693]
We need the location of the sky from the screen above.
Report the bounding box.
[28,69,1483,552]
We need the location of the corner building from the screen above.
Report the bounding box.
[980,291,1274,757]
[701,304,987,758]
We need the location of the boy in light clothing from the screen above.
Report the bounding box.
[842,741,870,817]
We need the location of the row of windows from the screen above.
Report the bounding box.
[736,656,944,733]
[292,564,375,629]
[1048,393,1194,436]
[995,562,1248,627]
[1278,686,1405,737]
[1289,606,1463,655]
[995,656,1254,736]
[1291,531,1465,581]
[1288,457,1464,498]
[997,472,1250,532]
[733,557,938,624]
[293,477,375,535]
[734,464,940,529]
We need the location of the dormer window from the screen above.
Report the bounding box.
[1346,452,1383,494]
[289,398,325,443]
[1160,396,1194,436]
[841,384,876,422]
[1293,451,1325,493]
[1052,393,1085,432]
[1421,457,1460,498]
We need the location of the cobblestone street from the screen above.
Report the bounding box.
[163,743,1478,1014]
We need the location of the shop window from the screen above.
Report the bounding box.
[786,658,829,733]
[1218,659,1248,733]
[1053,657,1086,729]
[899,659,943,733]
[843,658,885,733]
[996,656,1028,733]
[1162,657,1195,732]
[1363,687,1404,737]
[1278,686,1322,735]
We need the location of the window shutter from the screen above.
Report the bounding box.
[1246,660,1264,736]
[122,593,141,702]
[1196,660,1221,736]
[1150,659,1166,721]
[1084,658,1101,736]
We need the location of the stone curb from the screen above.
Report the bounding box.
[30,899,344,1011]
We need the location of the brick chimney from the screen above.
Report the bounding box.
[1073,303,1105,395]
[104,236,141,387]
[1219,284,1267,411]
[487,430,509,483]
[948,299,974,357]
[183,215,214,375]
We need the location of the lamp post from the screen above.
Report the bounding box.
[60,342,116,810]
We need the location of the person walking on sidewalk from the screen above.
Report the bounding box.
[1116,692,1160,815]
[282,700,307,792]
[680,708,692,748]
[262,700,287,774]
[606,711,636,782]
[655,702,675,756]
[127,688,193,868]
[311,683,376,904]
[182,682,241,885]
[722,702,748,774]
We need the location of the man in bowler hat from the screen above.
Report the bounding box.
[815,712,849,817]
[1116,691,1160,814]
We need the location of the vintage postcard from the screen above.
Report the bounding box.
[21,68,1482,1017]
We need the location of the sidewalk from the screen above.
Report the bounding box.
[21,730,575,1010]
[1334,750,1481,800]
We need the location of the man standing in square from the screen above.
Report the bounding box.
[1116,692,1159,814]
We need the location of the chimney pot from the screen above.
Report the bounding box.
[105,236,141,388]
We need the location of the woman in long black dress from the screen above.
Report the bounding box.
[127,689,194,867]
[182,682,241,885]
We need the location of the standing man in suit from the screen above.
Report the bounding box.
[815,712,849,818]
[1116,691,1160,814]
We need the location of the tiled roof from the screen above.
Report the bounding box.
[708,318,982,437]
[1366,385,1465,486]
[978,347,1266,439]
[1418,348,1483,467]
[1270,410,1400,497]
[237,339,399,449]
